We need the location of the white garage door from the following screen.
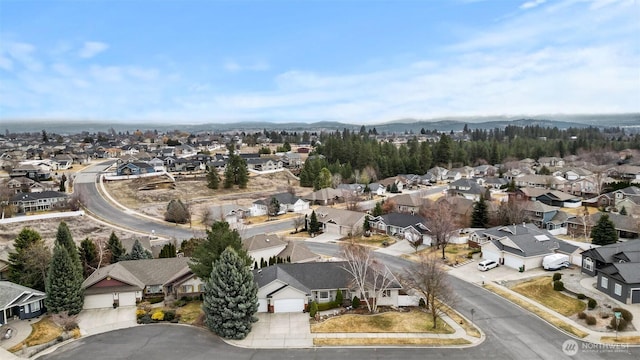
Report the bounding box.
[482,250,499,263]
[504,256,523,270]
[273,299,305,313]
[257,299,268,313]
[119,292,137,307]
[83,294,114,309]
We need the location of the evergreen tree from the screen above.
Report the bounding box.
[620,206,628,215]
[372,201,384,217]
[309,210,320,235]
[315,167,332,190]
[591,214,618,246]
[46,244,84,315]
[206,167,220,189]
[363,216,371,232]
[55,222,81,269]
[471,196,489,228]
[159,243,177,258]
[507,179,517,192]
[123,239,153,260]
[189,221,250,280]
[267,196,280,219]
[8,228,49,291]
[434,134,453,167]
[107,231,126,263]
[223,154,249,189]
[59,173,67,192]
[202,248,258,339]
[79,238,99,278]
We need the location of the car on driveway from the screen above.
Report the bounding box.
[477,260,498,271]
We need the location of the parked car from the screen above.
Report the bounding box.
[542,254,571,271]
[477,259,498,271]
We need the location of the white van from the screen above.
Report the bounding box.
[477,259,498,271]
[542,254,570,271]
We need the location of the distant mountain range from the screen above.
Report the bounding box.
[2,113,638,135]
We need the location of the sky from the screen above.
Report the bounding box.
[0,0,638,124]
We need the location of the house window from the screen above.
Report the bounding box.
[614,283,623,296]
[583,258,593,272]
[182,285,194,293]
[382,290,391,298]
[30,301,41,312]
[601,277,608,289]
[319,291,329,300]
[198,284,202,292]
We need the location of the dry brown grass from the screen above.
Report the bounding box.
[355,234,395,248]
[313,337,471,346]
[484,283,589,338]
[9,317,63,352]
[439,303,482,338]
[176,301,203,324]
[600,336,640,344]
[311,310,454,334]
[511,276,586,316]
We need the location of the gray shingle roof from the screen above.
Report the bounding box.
[83,257,191,291]
[599,263,640,284]
[478,223,569,257]
[0,281,46,308]
[243,234,286,252]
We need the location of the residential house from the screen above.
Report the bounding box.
[243,234,288,268]
[82,257,198,309]
[390,193,424,215]
[567,212,639,239]
[251,192,310,217]
[369,212,430,246]
[474,165,497,177]
[607,165,640,181]
[470,223,579,271]
[313,206,367,236]
[246,158,283,172]
[485,177,508,189]
[426,166,448,182]
[521,200,570,234]
[276,241,321,264]
[515,187,582,208]
[116,162,156,176]
[563,177,598,197]
[447,167,475,180]
[302,188,343,205]
[583,186,640,213]
[538,157,565,168]
[253,261,402,313]
[9,163,51,181]
[559,167,593,181]
[0,247,9,280]
[366,183,386,197]
[0,281,46,325]
[580,241,640,304]
[379,176,405,192]
[448,179,486,201]
[11,191,68,213]
[514,174,567,190]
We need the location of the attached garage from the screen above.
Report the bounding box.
[83,293,114,310]
[504,256,523,269]
[274,299,305,313]
[116,292,137,307]
[631,289,640,304]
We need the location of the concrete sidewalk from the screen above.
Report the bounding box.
[1,317,39,351]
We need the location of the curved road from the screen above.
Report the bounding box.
[75,161,296,241]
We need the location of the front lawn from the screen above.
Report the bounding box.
[176,301,203,324]
[314,338,470,346]
[511,276,586,316]
[9,317,63,352]
[311,309,454,334]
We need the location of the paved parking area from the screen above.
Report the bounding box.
[76,306,137,336]
[226,313,312,348]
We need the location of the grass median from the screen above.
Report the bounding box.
[313,337,471,346]
[484,283,589,339]
[311,309,454,334]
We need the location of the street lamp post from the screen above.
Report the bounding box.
[614,311,622,340]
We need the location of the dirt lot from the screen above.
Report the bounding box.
[104,170,305,222]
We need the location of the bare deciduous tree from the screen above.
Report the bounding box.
[343,190,361,211]
[292,215,305,233]
[400,252,457,329]
[341,241,396,313]
[201,206,214,227]
[493,198,527,226]
[421,199,458,260]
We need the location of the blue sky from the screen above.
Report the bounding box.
[0,0,638,124]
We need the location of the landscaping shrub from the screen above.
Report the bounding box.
[578,312,587,320]
[147,296,164,304]
[352,296,361,309]
[139,315,151,324]
[309,302,318,318]
[610,317,629,331]
[576,293,587,300]
[585,315,597,326]
[336,289,344,305]
[172,300,187,308]
[611,307,633,322]
[163,310,176,322]
[588,298,597,310]
[136,309,147,319]
[151,310,165,321]
[552,273,562,282]
[553,280,564,291]
[317,301,339,311]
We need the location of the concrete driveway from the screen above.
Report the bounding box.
[76,306,137,336]
[448,260,549,285]
[226,313,312,348]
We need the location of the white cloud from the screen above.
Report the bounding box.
[224,59,269,72]
[5,42,42,71]
[78,41,109,59]
[520,0,546,10]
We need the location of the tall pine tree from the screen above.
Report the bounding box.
[79,238,99,278]
[122,239,153,260]
[189,221,250,280]
[107,231,126,263]
[591,213,618,246]
[8,227,47,290]
[46,244,84,315]
[56,221,81,269]
[309,210,320,235]
[202,248,258,340]
[206,167,220,190]
[471,196,489,228]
